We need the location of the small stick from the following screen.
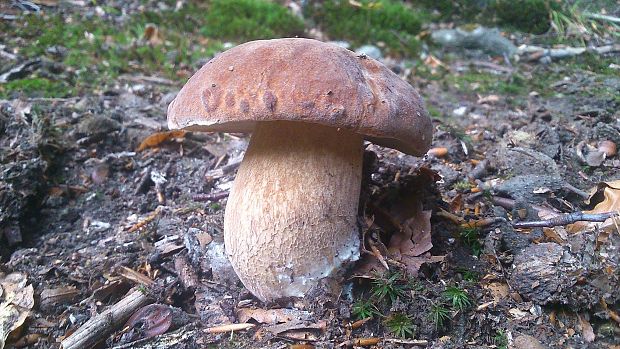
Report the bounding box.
[350,317,372,330]
[204,323,255,334]
[368,241,389,270]
[127,207,162,233]
[338,338,381,347]
[383,338,428,346]
[513,211,619,228]
[491,196,557,217]
[61,288,152,349]
[192,191,229,202]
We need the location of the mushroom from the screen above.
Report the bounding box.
[167,38,432,302]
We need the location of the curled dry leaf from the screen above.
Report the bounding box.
[136,130,186,152]
[568,180,620,233]
[387,199,434,276]
[0,273,34,349]
[124,304,173,340]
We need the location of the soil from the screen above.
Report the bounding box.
[1,1,619,349]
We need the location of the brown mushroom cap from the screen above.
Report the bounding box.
[168,38,432,156]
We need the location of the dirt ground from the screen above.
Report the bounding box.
[1,1,619,348]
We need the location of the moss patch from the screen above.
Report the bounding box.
[307,0,425,56]
[0,78,71,99]
[492,0,556,34]
[445,71,527,96]
[203,0,305,41]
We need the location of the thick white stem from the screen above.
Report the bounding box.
[224,121,363,302]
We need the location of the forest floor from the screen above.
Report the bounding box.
[1,1,619,348]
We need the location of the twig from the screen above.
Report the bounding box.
[118,74,176,86]
[61,288,152,349]
[519,44,620,62]
[583,12,620,24]
[338,338,381,347]
[192,191,229,202]
[563,183,590,199]
[513,211,619,228]
[127,206,163,233]
[491,196,557,217]
[383,338,428,346]
[204,323,255,334]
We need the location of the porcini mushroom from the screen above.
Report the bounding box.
[167,38,432,302]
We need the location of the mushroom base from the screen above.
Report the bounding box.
[224,121,364,302]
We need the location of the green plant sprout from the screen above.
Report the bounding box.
[371,271,406,304]
[352,298,380,320]
[443,286,472,311]
[429,301,450,329]
[384,312,416,338]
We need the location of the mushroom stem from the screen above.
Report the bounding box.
[224,121,363,302]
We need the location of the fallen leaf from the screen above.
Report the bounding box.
[136,130,186,152]
[476,94,500,104]
[236,308,311,325]
[0,273,34,349]
[424,54,446,69]
[39,286,79,309]
[263,320,326,340]
[508,308,528,319]
[577,313,595,342]
[124,304,173,340]
[142,24,164,46]
[483,282,509,304]
[568,180,620,233]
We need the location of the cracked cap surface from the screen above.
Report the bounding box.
[167,38,432,155]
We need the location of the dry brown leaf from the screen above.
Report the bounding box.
[577,313,595,342]
[568,180,620,233]
[39,287,79,309]
[543,227,567,244]
[483,282,509,304]
[137,130,186,152]
[142,24,164,46]
[477,94,500,104]
[117,266,154,286]
[236,308,311,325]
[264,320,326,340]
[0,273,34,349]
[424,54,446,69]
[124,304,173,340]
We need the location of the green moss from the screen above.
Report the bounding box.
[0,78,72,98]
[203,0,305,41]
[446,71,527,95]
[1,3,229,95]
[308,0,424,56]
[492,0,556,34]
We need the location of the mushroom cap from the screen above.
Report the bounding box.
[167,38,432,156]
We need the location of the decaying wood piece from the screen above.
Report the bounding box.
[61,288,152,349]
[513,211,619,228]
[111,324,200,349]
[519,44,620,61]
[225,121,363,302]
